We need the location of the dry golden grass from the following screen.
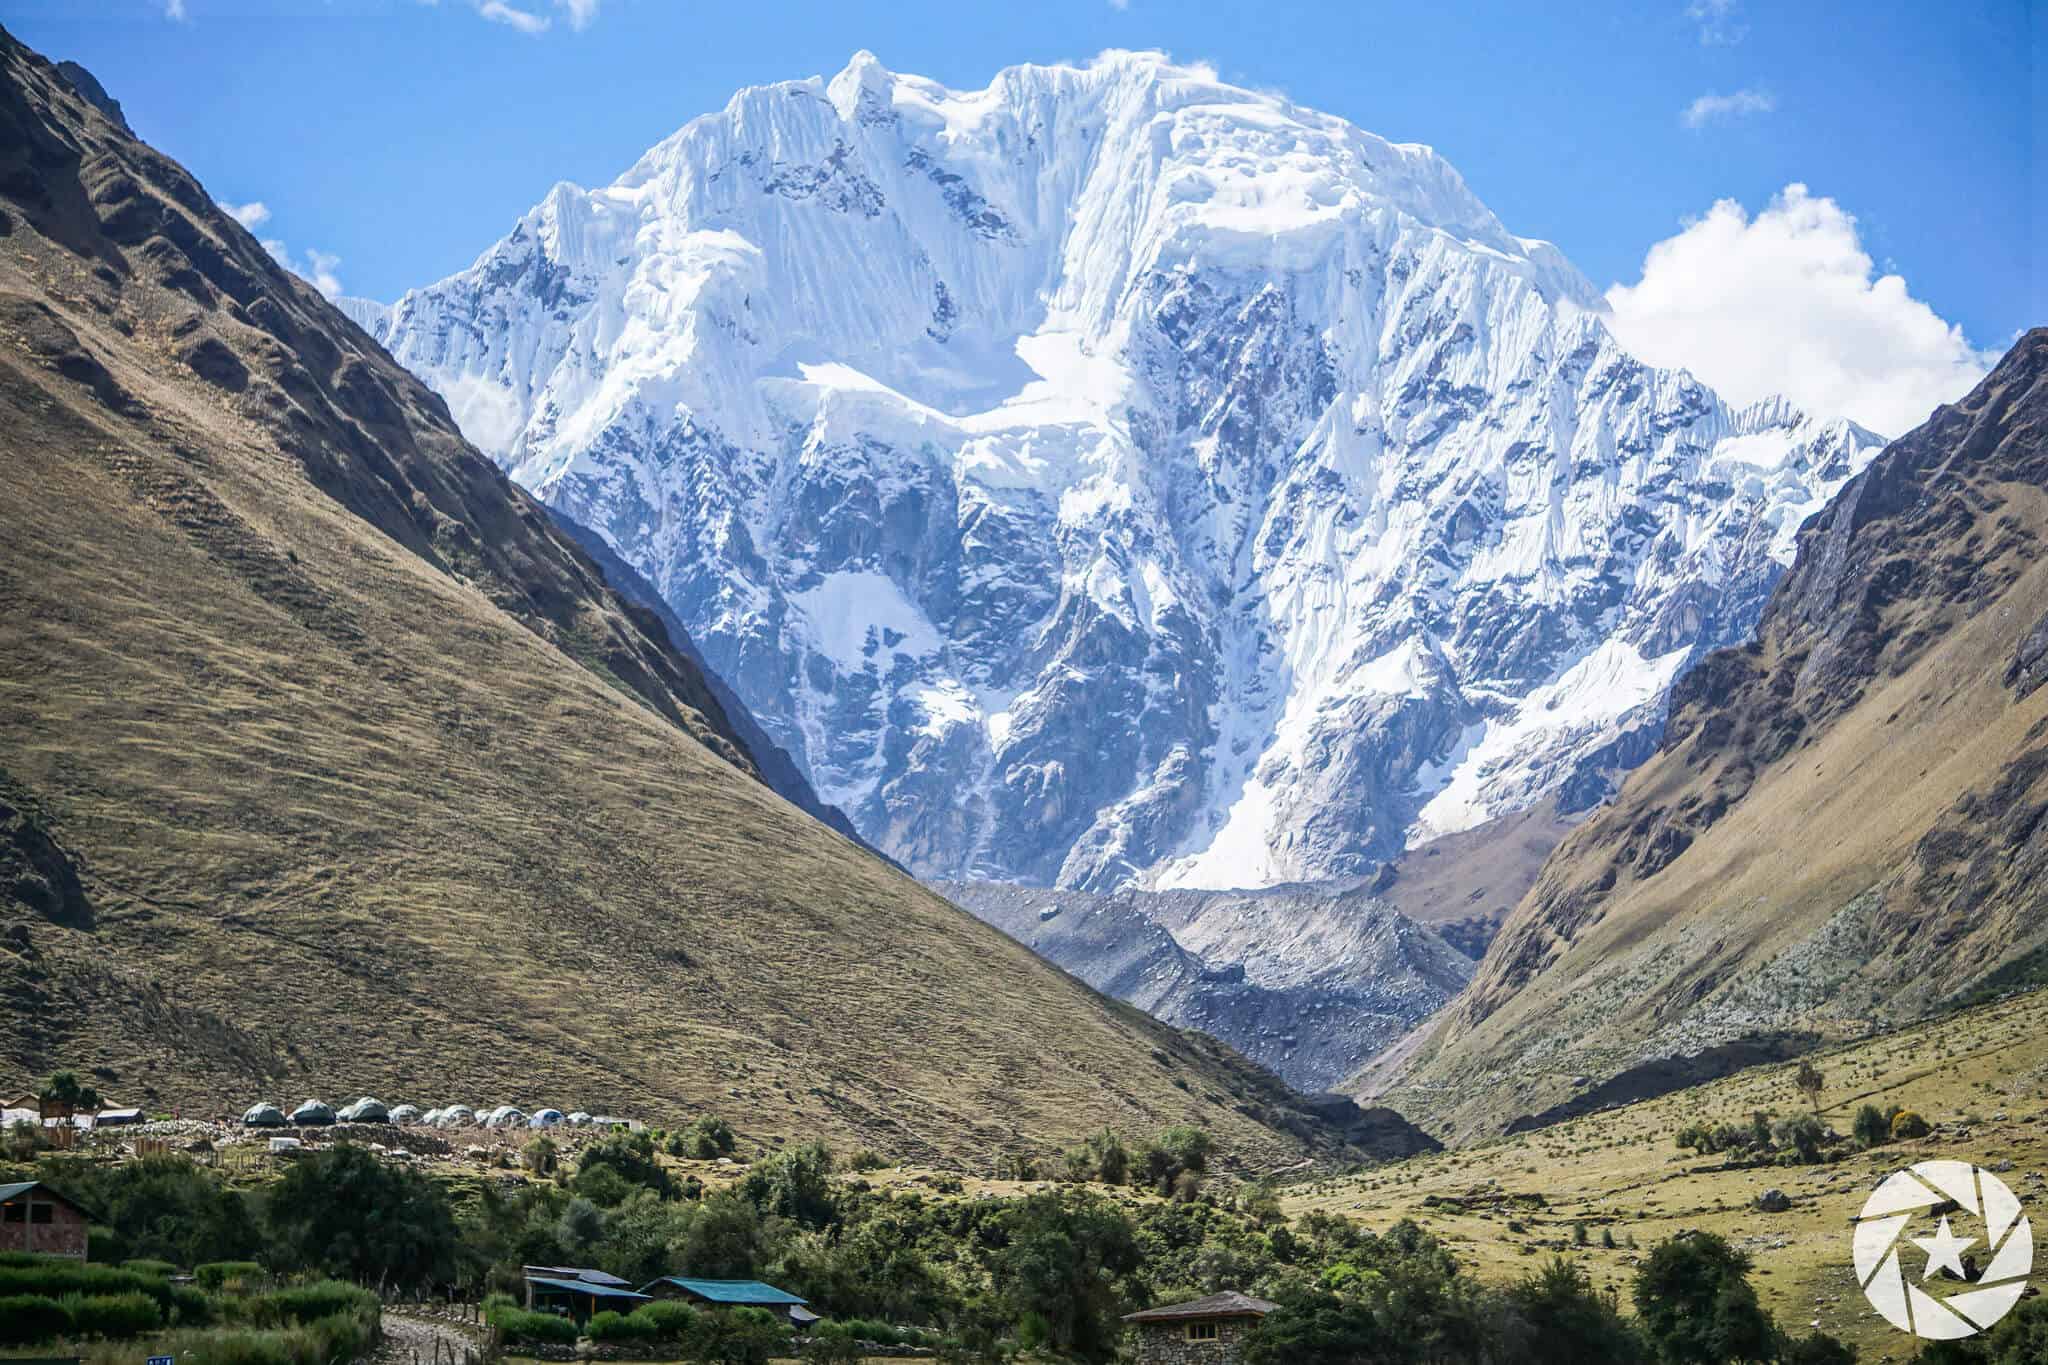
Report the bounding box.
[1297,987,2048,1357]
[0,29,1335,1171]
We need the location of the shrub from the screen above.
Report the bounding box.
[587,1310,657,1343]
[632,1300,699,1340]
[168,1283,213,1326]
[196,1260,267,1291]
[1852,1104,1890,1149]
[1773,1114,1827,1164]
[63,1290,163,1338]
[486,1302,579,1346]
[1891,1109,1932,1140]
[677,1115,737,1160]
[122,1258,178,1278]
[803,1321,861,1364]
[0,1261,177,1312]
[253,1281,379,1327]
[846,1149,888,1173]
[841,1317,899,1345]
[0,1293,72,1346]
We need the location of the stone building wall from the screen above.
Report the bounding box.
[1130,1316,1257,1365]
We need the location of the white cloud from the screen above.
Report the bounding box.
[1604,184,1995,437]
[1108,0,1131,9]
[260,238,344,299]
[1686,0,1746,45]
[477,1,549,33]
[163,0,188,17]
[220,200,271,230]
[1681,88,1776,129]
[555,0,598,28]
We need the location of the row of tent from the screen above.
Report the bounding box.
[242,1098,624,1130]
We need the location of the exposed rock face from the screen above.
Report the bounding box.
[376,52,1882,891]
[53,61,127,133]
[940,879,1473,1092]
[1380,332,2048,1140]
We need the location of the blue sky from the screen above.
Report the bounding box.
[1,0,2035,427]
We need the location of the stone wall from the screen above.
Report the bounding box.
[1130,1317,1256,1365]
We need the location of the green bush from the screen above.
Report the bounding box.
[197,1260,267,1290]
[841,1317,899,1345]
[485,1301,580,1346]
[1891,1108,1932,1139]
[1852,1104,1890,1149]
[62,1289,163,1338]
[803,1321,861,1364]
[0,1261,177,1312]
[169,1283,213,1326]
[0,1293,72,1345]
[251,1280,378,1327]
[588,1309,658,1343]
[632,1300,699,1339]
[121,1257,178,1278]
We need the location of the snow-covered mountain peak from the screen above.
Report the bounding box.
[377,55,1883,890]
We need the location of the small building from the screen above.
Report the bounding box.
[522,1266,650,1324]
[1123,1292,1278,1365]
[640,1277,811,1327]
[0,1181,93,1260]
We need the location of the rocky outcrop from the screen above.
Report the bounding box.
[940,879,1473,1092]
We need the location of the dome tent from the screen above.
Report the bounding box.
[528,1109,564,1128]
[337,1097,389,1124]
[289,1099,336,1126]
[567,1112,593,1126]
[242,1102,287,1127]
[390,1104,421,1124]
[436,1105,475,1127]
[484,1106,526,1129]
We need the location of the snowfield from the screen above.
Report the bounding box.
[377,50,1883,889]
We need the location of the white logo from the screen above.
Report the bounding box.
[1854,1160,2032,1339]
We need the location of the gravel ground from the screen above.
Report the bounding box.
[375,1311,485,1365]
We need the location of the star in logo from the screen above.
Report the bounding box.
[1914,1216,1976,1281]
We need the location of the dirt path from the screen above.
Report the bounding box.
[374,1310,485,1365]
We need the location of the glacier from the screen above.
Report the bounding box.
[376,50,1883,890]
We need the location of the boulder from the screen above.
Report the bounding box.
[1757,1189,1792,1213]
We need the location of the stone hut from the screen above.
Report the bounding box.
[1123,1291,1278,1365]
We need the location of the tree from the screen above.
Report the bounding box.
[267,1143,460,1289]
[522,1136,559,1175]
[1242,1286,1386,1365]
[1794,1060,1824,1116]
[1773,1114,1827,1165]
[575,1131,678,1203]
[988,1192,1143,1362]
[1780,1331,1856,1365]
[1631,1231,1777,1365]
[738,1142,836,1228]
[1503,1257,1648,1365]
[675,1116,737,1160]
[1085,1130,1130,1186]
[37,1070,100,1117]
[1852,1104,1890,1149]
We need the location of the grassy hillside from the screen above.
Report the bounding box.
[1296,985,2048,1358]
[0,27,1352,1169]
[1378,334,2048,1139]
